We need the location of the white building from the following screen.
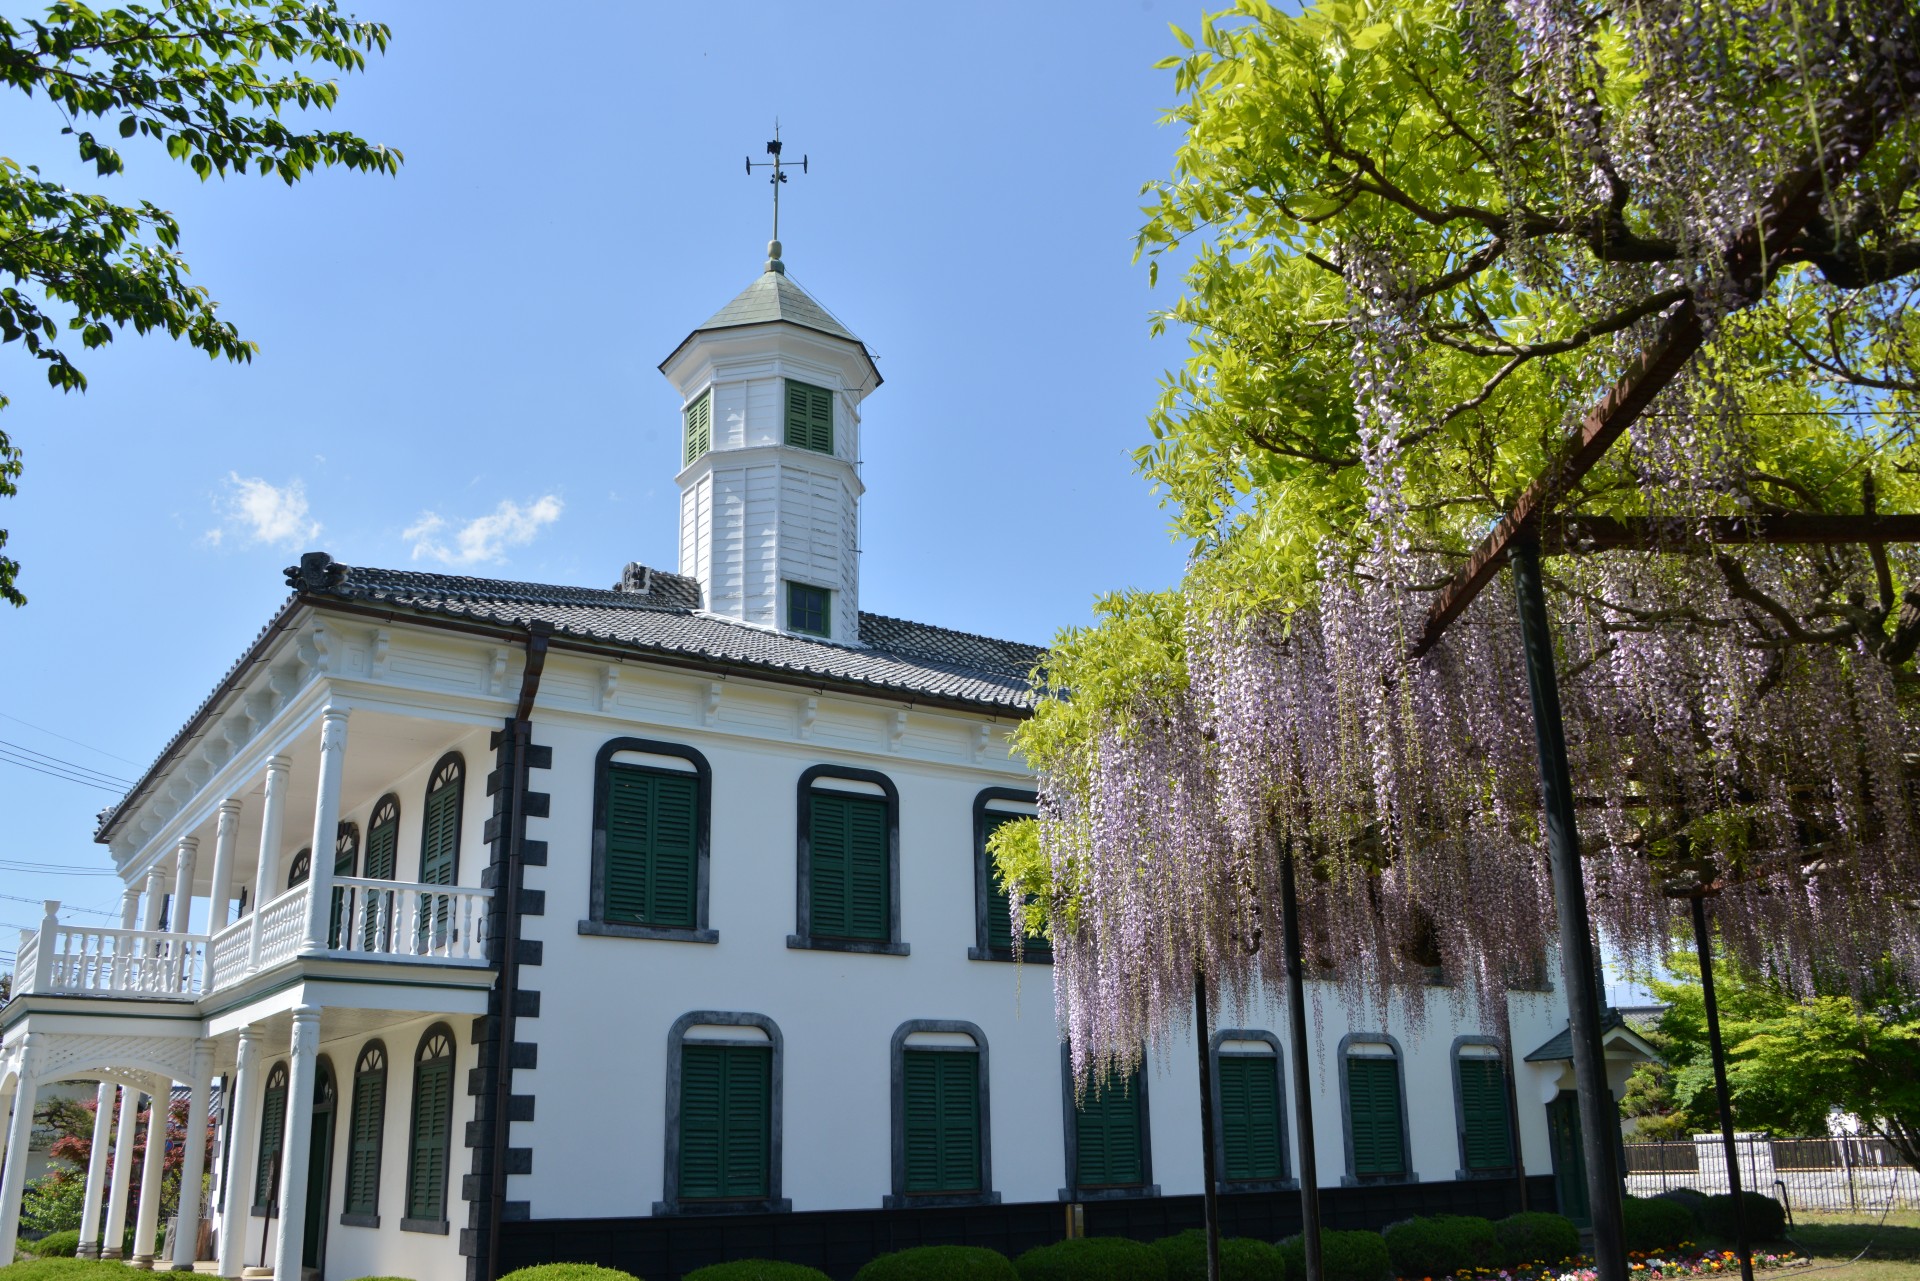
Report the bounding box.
[0,245,1622,1281]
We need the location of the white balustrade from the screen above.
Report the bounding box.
[30,926,207,997]
[13,931,38,996]
[207,916,253,992]
[253,884,311,972]
[330,877,490,963]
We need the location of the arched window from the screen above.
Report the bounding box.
[1210,1030,1290,1190]
[364,795,400,880]
[1340,1034,1412,1184]
[253,1062,290,1212]
[286,848,312,889]
[657,1012,788,1215]
[888,1021,995,1208]
[342,1041,389,1226]
[329,820,360,948]
[403,1025,455,1232]
[970,789,1047,963]
[1452,1037,1515,1177]
[583,738,715,942]
[1061,1050,1155,1200]
[790,765,905,956]
[420,755,464,886]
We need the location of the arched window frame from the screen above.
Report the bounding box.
[286,848,312,888]
[402,1023,456,1234]
[969,788,1048,963]
[419,753,465,885]
[1209,1029,1294,1193]
[1057,1045,1158,1202]
[364,794,401,879]
[788,764,907,956]
[341,1040,389,1227]
[887,1020,997,1208]
[252,1061,290,1214]
[579,737,717,943]
[655,1011,790,1216]
[1339,1032,1417,1186]
[1451,1035,1517,1179]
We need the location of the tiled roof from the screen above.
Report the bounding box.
[1524,1008,1632,1062]
[694,269,860,344]
[296,555,1045,710]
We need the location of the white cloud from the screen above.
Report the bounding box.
[404,495,563,567]
[208,474,321,549]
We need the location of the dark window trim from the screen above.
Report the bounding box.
[1057,1044,1159,1202]
[364,793,401,878]
[402,1022,456,1233]
[788,765,908,956]
[251,1061,291,1215]
[684,387,713,466]
[1209,1029,1296,1193]
[1451,1034,1517,1180]
[786,580,832,638]
[655,1010,790,1216]
[1338,1031,1418,1187]
[341,1039,388,1226]
[886,1020,999,1209]
[783,376,835,455]
[580,737,717,943]
[968,789,1050,964]
[420,751,466,884]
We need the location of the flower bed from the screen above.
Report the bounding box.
[1478,1247,1806,1281]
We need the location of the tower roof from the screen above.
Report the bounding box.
[658,266,880,385]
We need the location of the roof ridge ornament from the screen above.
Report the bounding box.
[745,120,806,275]
[285,551,346,592]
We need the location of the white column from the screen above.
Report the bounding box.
[0,1034,41,1268]
[171,836,199,935]
[207,800,244,931]
[170,1041,214,1272]
[301,708,351,954]
[271,1006,321,1281]
[132,1078,170,1268]
[247,755,293,968]
[113,887,140,990]
[216,1029,262,1279]
[143,863,168,932]
[77,1081,116,1258]
[103,1072,140,1258]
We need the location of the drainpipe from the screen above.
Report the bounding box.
[487,622,549,1281]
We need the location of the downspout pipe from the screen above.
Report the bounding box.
[487,621,550,1280]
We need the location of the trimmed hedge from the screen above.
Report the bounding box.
[1622,1195,1696,1254]
[1493,1213,1579,1267]
[1700,1192,1788,1244]
[1016,1237,1168,1281]
[854,1245,1019,1281]
[498,1267,640,1281]
[24,1233,78,1259]
[683,1264,833,1281]
[1151,1229,1288,1281]
[0,1263,151,1280]
[1383,1216,1502,1276]
[1276,1230,1393,1281]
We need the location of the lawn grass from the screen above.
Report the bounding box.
[1777,1210,1920,1281]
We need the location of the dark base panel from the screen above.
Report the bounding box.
[499,1175,1559,1281]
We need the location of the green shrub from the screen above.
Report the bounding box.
[497,1267,640,1281]
[1622,1195,1695,1254]
[1655,1187,1710,1215]
[1276,1230,1392,1281]
[1699,1192,1787,1244]
[684,1264,833,1281]
[18,1177,86,1235]
[853,1245,1018,1281]
[1492,1213,1579,1267]
[1016,1237,1167,1281]
[24,1233,79,1259]
[1382,1216,1502,1276]
[1150,1230,1287,1281]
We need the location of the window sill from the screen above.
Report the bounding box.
[248,1207,274,1219]
[967,946,1053,964]
[1216,1179,1298,1195]
[1455,1167,1517,1181]
[651,1198,792,1216]
[1057,1184,1161,1202]
[579,920,718,944]
[1341,1173,1420,1187]
[400,1217,449,1235]
[787,934,909,957]
[883,1191,1002,1210]
[338,1212,381,1229]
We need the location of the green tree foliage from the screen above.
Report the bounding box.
[1623,956,1920,1169]
[0,1,401,607]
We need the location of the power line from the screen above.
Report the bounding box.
[0,710,143,767]
[0,751,130,793]
[0,739,135,787]
[0,859,121,877]
[0,892,116,917]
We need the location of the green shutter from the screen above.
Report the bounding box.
[1219,1054,1284,1182]
[1075,1068,1145,1188]
[408,1056,452,1221]
[365,812,398,880]
[903,1050,981,1194]
[1460,1057,1514,1170]
[679,1043,770,1200]
[984,813,1017,952]
[421,782,459,885]
[254,1075,288,1210]
[784,380,833,453]
[604,767,698,927]
[345,1068,386,1215]
[684,390,712,466]
[1348,1056,1405,1176]
[809,793,888,941]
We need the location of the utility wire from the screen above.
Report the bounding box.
[0,859,121,877]
[0,739,135,787]
[0,891,116,917]
[0,751,130,793]
[0,710,143,767]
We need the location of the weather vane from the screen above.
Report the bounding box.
[746,121,807,252]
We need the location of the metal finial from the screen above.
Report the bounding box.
[745,120,806,274]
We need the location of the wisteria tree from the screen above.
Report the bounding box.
[1001,0,1920,1088]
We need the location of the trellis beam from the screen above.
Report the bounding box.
[1540,513,1920,554]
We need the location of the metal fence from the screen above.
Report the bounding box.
[1624,1135,1920,1213]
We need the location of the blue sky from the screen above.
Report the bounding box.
[0,1,1205,929]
